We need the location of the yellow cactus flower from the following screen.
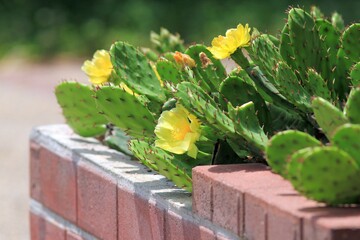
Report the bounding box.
[208,24,251,59]
[174,51,196,68]
[81,50,113,85]
[155,104,201,158]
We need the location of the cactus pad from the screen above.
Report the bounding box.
[174,82,235,135]
[250,34,283,86]
[341,23,360,63]
[228,102,268,152]
[219,76,269,127]
[266,130,321,175]
[344,87,360,124]
[299,146,360,205]
[185,44,226,92]
[110,41,166,102]
[350,62,360,87]
[55,82,107,137]
[304,69,332,101]
[332,124,360,166]
[312,97,349,138]
[275,62,312,112]
[105,127,132,156]
[156,59,182,84]
[129,140,195,191]
[287,8,322,81]
[286,147,313,190]
[95,86,156,138]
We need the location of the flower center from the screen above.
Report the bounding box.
[172,120,191,140]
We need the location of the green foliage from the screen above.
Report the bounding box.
[110,41,167,102]
[104,127,133,156]
[266,130,322,176]
[55,82,107,137]
[95,86,156,138]
[312,97,348,139]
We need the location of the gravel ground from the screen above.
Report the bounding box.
[0,59,85,239]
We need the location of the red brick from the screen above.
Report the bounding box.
[66,231,84,240]
[30,141,42,201]
[192,169,213,221]
[267,204,301,240]
[303,207,360,240]
[165,211,216,240]
[244,182,311,240]
[244,193,266,240]
[193,164,287,237]
[212,181,241,234]
[39,148,77,222]
[194,164,286,192]
[30,212,41,240]
[30,212,66,240]
[77,161,117,240]
[118,187,165,240]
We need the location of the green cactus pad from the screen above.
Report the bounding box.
[267,104,312,133]
[331,12,344,30]
[334,48,352,101]
[344,87,360,124]
[341,23,360,63]
[286,147,313,191]
[185,44,226,92]
[219,76,269,128]
[275,62,312,112]
[279,24,296,72]
[95,86,156,138]
[229,68,274,102]
[228,102,268,152]
[312,97,349,138]
[299,146,360,205]
[287,8,322,81]
[129,140,196,192]
[310,6,324,19]
[155,59,182,85]
[105,127,132,156]
[110,41,166,102]
[246,66,295,112]
[315,19,340,90]
[266,130,321,175]
[250,34,283,86]
[304,69,332,101]
[350,62,360,87]
[333,124,360,166]
[55,82,107,137]
[174,82,235,135]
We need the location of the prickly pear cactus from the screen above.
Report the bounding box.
[55,82,108,137]
[95,86,156,138]
[55,6,360,198]
[129,139,209,192]
[312,97,349,139]
[110,41,167,102]
[344,87,360,124]
[350,62,360,86]
[297,147,360,205]
[266,130,321,176]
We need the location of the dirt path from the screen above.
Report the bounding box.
[0,59,86,240]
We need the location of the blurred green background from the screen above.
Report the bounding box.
[0,0,358,60]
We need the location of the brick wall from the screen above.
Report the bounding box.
[30,125,360,240]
